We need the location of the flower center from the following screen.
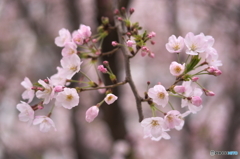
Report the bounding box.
[174,66,182,73]
[66,94,73,101]
[173,44,180,51]
[151,120,160,127]
[190,44,197,51]
[158,92,165,99]
[70,66,78,72]
[107,95,113,101]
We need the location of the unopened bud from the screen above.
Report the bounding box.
[114,9,120,15]
[150,41,155,45]
[129,8,135,14]
[103,61,109,66]
[191,96,202,106]
[121,7,126,12]
[54,85,64,92]
[203,89,215,96]
[92,39,98,43]
[112,41,118,46]
[117,17,123,21]
[192,77,199,82]
[43,79,49,84]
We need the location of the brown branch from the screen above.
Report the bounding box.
[79,80,127,91]
[115,21,144,122]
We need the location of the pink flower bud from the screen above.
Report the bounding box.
[214,69,222,76]
[37,105,44,110]
[203,89,215,96]
[192,77,199,82]
[114,9,119,15]
[92,39,98,43]
[85,106,99,123]
[103,61,109,66]
[207,66,216,73]
[54,86,64,92]
[191,96,202,106]
[174,85,185,93]
[95,51,101,55]
[112,41,118,46]
[97,65,108,73]
[151,41,155,45]
[148,31,156,38]
[117,17,123,21]
[126,40,136,47]
[129,8,135,14]
[149,52,155,58]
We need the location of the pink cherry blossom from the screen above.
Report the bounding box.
[148,85,169,107]
[148,31,156,38]
[16,101,34,124]
[184,32,207,55]
[55,88,79,109]
[126,40,136,47]
[181,81,203,113]
[61,42,77,57]
[60,54,82,79]
[112,41,118,46]
[104,93,118,105]
[36,79,55,104]
[21,77,35,103]
[141,117,170,141]
[54,28,71,47]
[72,30,84,45]
[50,67,67,86]
[85,106,99,123]
[163,110,184,130]
[54,85,64,92]
[174,85,185,94]
[98,80,106,94]
[79,24,92,39]
[206,51,222,68]
[192,76,199,82]
[33,116,57,132]
[165,35,184,53]
[97,65,108,73]
[169,61,185,76]
[203,89,215,96]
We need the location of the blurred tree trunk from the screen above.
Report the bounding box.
[95,0,136,158]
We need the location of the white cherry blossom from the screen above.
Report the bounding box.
[33,116,57,132]
[148,85,169,107]
[55,88,79,109]
[21,77,35,103]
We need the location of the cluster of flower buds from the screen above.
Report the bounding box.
[141,32,222,141]
[114,7,156,57]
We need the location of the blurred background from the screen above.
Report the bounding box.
[0,0,239,159]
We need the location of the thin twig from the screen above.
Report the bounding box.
[79,80,127,91]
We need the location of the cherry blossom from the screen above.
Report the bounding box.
[33,116,57,132]
[50,67,68,86]
[16,101,34,124]
[61,42,77,57]
[36,79,55,104]
[54,28,71,47]
[104,93,118,105]
[163,110,183,130]
[165,35,184,53]
[141,117,170,141]
[169,61,185,76]
[148,85,169,107]
[181,81,203,113]
[184,32,207,55]
[174,85,185,94]
[21,77,35,103]
[60,54,82,79]
[79,24,92,39]
[126,40,136,47]
[97,65,108,73]
[72,30,84,45]
[55,88,79,109]
[85,106,99,123]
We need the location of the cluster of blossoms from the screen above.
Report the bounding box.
[140,32,222,141]
[17,23,119,132]
[16,7,222,143]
